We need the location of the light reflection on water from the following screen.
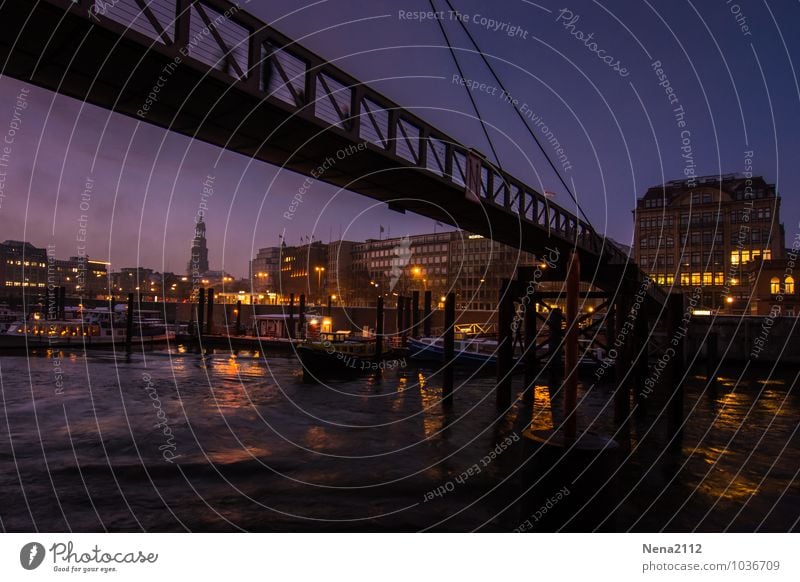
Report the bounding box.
[0,346,796,532]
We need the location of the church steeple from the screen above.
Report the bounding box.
[187,216,210,279]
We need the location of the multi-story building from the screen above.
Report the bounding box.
[326,240,360,304]
[0,240,48,295]
[352,231,539,310]
[278,241,328,302]
[633,174,785,309]
[52,256,110,298]
[249,245,282,294]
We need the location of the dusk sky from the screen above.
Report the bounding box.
[0,0,798,278]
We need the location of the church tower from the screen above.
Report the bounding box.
[187,216,210,279]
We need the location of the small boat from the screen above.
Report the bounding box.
[407,336,504,366]
[297,330,395,381]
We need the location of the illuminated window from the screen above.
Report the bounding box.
[691,273,701,285]
[741,250,750,263]
[680,273,691,286]
[703,272,712,286]
[786,276,795,294]
[771,277,781,294]
[666,275,675,285]
[764,249,772,260]
[730,251,739,265]
[714,273,724,285]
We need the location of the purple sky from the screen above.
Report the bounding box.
[1,0,798,278]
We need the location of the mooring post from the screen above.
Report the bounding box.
[235,300,242,335]
[411,291,420,338]
[706,332,718,383]
[59,286,66,319]
[396,295,405,342]
[633,310,649,416]
[523,290,539,406]
[666,293,686,450]
[206,288,214,335]
[605,303,616,383]
[327,295,332,317]
[564,252,580,439]
[288,293,295,338]
[547,308,563,386]
[496,279,513,409]
[299,294,306,340]
[423,290,432,337]
[375,296,384,357]
[197,288,205,339]
[613,292,631,429]
[443,291,455,406]
[126,292,134,347]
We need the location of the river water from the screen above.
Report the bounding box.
[0,345,797,532]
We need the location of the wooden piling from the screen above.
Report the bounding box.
[423,290,432,337]
[443,292,455,406]
[235,300,242,335]
[288,293,295,338]
[58,286,66,319]
[547,308,563,385]
[125,292,134,347]
[375,296,384,357]
[496,279,514,409]
[197,288,205,339]
[613,293,630,428]
[411,290,420,338]
[666,293,686,449]
[206,288,214,335]
[633,310,649,416]
[523,289,539,405]
[299,294,306,339]
[564,252,580,439]
[396,295,405,338]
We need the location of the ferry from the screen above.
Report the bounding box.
[0,306,175,348]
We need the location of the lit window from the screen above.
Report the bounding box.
[680,273,691,286]
[763,249,772,260]
[771,277,781,294]
[730,251,739,265]
[691,273,701,285]
[741,250,750,263]
[714,273,724,285]
[786,276,795,294]
[666,275,675,285]
[703,272,712,286]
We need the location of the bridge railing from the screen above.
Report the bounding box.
[60,0,659,297]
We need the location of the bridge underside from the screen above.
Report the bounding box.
[0,0,649,298]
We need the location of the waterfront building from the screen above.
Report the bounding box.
[0,240,48,295]
[52,257,109,298]
[633,174,785,310]
[351,231,540,310]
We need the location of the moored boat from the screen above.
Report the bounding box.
[297,330,400,381]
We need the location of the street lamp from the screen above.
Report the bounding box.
[315,266,325,288]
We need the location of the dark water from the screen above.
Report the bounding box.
[0,345,797,532]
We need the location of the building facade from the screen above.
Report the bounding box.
[633,174,785,310]
[351,231,540,310]
[0,240,48,294]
